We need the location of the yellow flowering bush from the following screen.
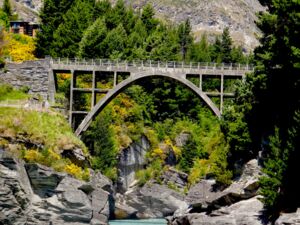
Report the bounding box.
[4,33,36,62]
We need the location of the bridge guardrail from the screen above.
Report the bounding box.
[50,58,254,71]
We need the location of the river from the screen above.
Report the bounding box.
[109,219,167,225]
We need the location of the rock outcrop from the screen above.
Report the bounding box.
[275,209,300,225]
[186,159,262,211]
[167,159,266,225]
[117,136,150,193]
[117,180,188,219]
[0,150,112,225]
[169,196,265,225]
[119,0,265,50]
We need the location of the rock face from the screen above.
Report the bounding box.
[0,151,112,225]
[117,136,150,193]
[118,180,188,219]
[118,0,265,50]
[182,196,265,225]
[186,159,262,211]
[168,159,266,225]
[160,168,188,190]
[275,209,300,225]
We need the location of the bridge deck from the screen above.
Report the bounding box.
[50,58,253,76]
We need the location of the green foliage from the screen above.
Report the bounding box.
[35,0,76,57]
[78,18,107,58]
[178,135,207,173]
[220,0,300,216]
[84,108,118,173]
[2,0,11,17]
[51,0,94,58]
[178,19,193,61]
[259,128,288,211]
[220,27,233,63]
[0,83,29,101]
[141,4,158,33]
[135,159,163,186]
[0,9,9,30]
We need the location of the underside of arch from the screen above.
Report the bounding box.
[75,73,221,137]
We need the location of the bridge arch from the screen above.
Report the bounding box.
[75,73,221,136]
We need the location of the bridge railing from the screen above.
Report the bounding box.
[50,58,254,71]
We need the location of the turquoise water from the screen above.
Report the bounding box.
[109,219,167,225]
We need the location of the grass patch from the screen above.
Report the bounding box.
[0,107,87,153]
[0,83,29,101]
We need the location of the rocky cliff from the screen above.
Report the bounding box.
[115,0,265,50]
[0,149,113,225]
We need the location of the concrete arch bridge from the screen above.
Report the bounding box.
[49,58,253,137]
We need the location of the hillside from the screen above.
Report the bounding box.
[3,0,264,50]
[119,0,264,50]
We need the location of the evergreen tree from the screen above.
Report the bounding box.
[2,0,11,17]
[106,0,126,29]
[94,0,111,18]
[102,24,127,59]
[189,34,211,62]
[211,36,222,63]
[230,46,245,63]
[78,18,107,59]
[35,0,75,57]
[220,27,233,63]
[178,19,193,61]
[83,109,118,176]
[51,0,94,57]
[141,4,158,33]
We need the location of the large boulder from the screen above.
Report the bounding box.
[275,208,300,225]
[160,168,188,190]
[121,180,188,219]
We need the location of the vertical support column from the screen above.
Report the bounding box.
[48,69,56,103]
[114,71,117,87]
[91,70,96,108]
[220,74,224,114]
[69,70,74,125]
[199,74,203,91]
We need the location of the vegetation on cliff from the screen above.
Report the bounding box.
[0,84,89,180]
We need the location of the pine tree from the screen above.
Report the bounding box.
[211,37,222,63]
[83,109,117,175]
[105,0,126,29]
[78,18,107,58]
[178,19,193,61]
[2,0,12,17]
[102,24,127,59]
[51,0,94,57]
[189,34,211,62]
[141,4,158,33]
[220,27,232,63]
[35,0,75,57]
